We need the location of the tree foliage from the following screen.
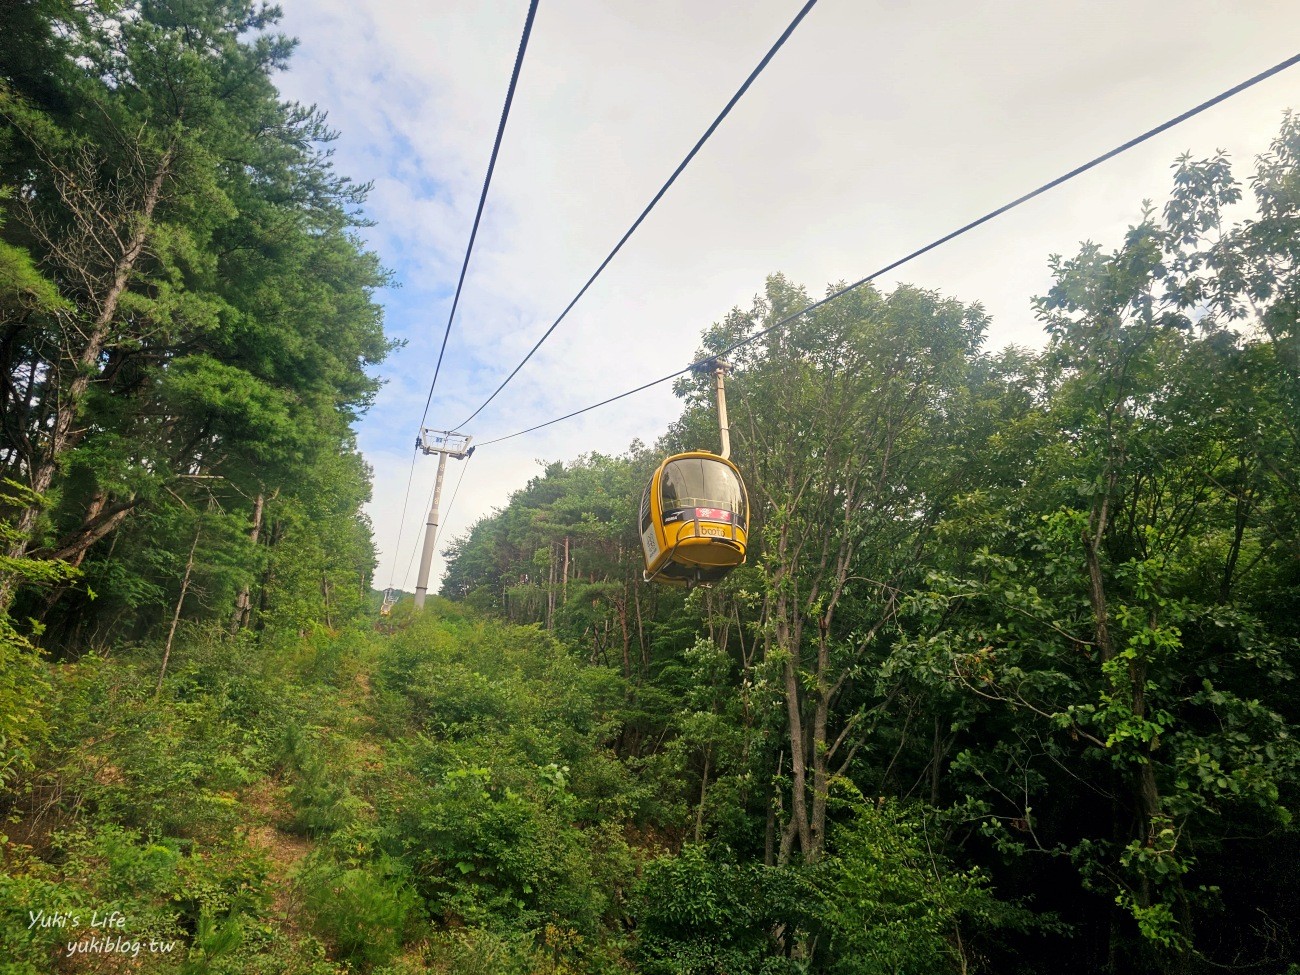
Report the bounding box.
[4,5,1300,970]
[0,0,390,645]
[440,122,1300,974]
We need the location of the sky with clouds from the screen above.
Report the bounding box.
[270,0,1300,593]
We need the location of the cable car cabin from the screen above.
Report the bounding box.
[640,451,748,586]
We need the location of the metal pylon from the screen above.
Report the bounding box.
[413,429,472,609]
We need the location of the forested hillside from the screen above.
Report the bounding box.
[440,127,1300,971]
[2,1,1299,974]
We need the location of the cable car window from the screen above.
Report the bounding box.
[660,458,746,523]
[640,480,653,533]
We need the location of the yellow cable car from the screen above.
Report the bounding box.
[640,359,748,586]
[639,450,748,585]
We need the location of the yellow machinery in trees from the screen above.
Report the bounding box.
[639,361,748,586]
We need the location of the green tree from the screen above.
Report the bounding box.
[686,274,986,865]
[0,0,390,640]
[893,142,1300,971]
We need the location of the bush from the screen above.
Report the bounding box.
[0,822,274,973]
[632,845,804,975]
[298,857,420,967]
[0,481,76,789]
[810,799,1025,975]
[281,725,368,837]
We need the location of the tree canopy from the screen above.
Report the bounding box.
[2,4,1299,972]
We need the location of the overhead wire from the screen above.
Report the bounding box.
[384,449,420,590]
[473,49,1300,449]
[454,0,821,430]
[386,0,538,589]
[400,470,440,591]
[399,454,474,592]
[434,456,474,556]
[417,0,540,432]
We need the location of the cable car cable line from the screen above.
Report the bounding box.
[436,454,474,560]
[385,447,420,591]
[453,0,821,431]
[472,48,1300,449]
[399,467,439,592]
[401,452,474,591]
[386,0,538,590]
[417,0,540,434]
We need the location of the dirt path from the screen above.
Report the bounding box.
[242,778,313,932]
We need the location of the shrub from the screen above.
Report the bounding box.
[281,727,368,837]
[297,857,420,967]
[810,798,1025,975]
[632,845,804,975]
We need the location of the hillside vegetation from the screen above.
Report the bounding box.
[2,607,648,973]
[438,124,1300,972]
[3,2,1300,974]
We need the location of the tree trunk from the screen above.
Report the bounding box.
[3,145,174,607]
[321,570,333,629]
[782,648,812,859]
[546,543,556,632]
[810,625,832,860]
[16,150,172,534]
[633,581,648,677]
[253,519,284,631]
[694,749,711,843]
[157,525,199,696]
[764,780,777,867]
[231,491,265,632]
[1083,481,1117,662]
[562,535,569,605]
[1088,495,1180,961]
[616,583,632,680]
[45,495,140,566]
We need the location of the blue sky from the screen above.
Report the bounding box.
[272,0,1300,591]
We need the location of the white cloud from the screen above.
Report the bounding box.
[275,0,1300,589]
